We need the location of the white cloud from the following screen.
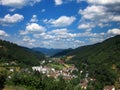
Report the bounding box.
[87,0,120,5]
[26,23,46,33]
[0,0,25,8]
[19,27,106,49]
[74,40,84,44]
[32,28,82,48]
[107,28,120,35]
[9,8,16,12]
[54,0,63,5]
[76,0,85,3]
[79,5,107,20]
[32,28,105,48]
[45,16,76,27]
[78,31,97,37]
[30,15,38,22]
[78,5,107,29]
[33,33,46,38]
[78,5,120,29]
[48,28,68,35]
[112,15,120,22]
[19,30,28,35]
[23,36,36,43]
[0,14,24,26]
[0,30,9,37]
[41,9,46,12]
[19,23,46,35]
[89,37,104,43]
[98,23,110,28]
[78,23,95,30]
[22,36,36,46]
[0,0,41,8]
[48,28,78,39]
[78,0,120,30]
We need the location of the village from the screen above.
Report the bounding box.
[32,58,78,80]
[0,57,117,90]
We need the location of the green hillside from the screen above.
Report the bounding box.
[68,35,120,66]
[0,40,45,66]
[66,35,120,89]
[53,48,73,57]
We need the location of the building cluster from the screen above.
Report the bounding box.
[32,62,78,80]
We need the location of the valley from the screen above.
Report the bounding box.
[0,35,120,90]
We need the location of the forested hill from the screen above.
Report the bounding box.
[53,48,73,57]
[54,35,120,61]
[68,35,120,63]
[66,35,120,88]
[0,40,45,66]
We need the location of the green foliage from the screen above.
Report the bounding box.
[0,70,7,89]
[66,35,120,89]
[53,48,73,57]
[0,39,45,66]
[8,72,80,90]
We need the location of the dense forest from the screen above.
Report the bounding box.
[0,39,45,66]
[65,35,120,89]
[67,35,120,67]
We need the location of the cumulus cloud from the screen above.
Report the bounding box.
[20,27,106,48]
[0,0,41,8]
[44,16,76,27]
[0,14,24,26]
[78,0,120,30]
[79,5,103,19]
[22,36,36,46]
[48,28,68,35]
[19,30,28,35]
[112,16,120,22]
[23,36,36,43]
[48,28,78,40]
[20,23,46,35]
[89,37,104,43]
[107,28,120,35]
[33,28,78,40]
[0,30,9,37]
[78,23,95,30]
[87,0,120,15]
[32,27,105,48]
[26,23,46,32]
[87,0,120,5]
[30,15,38,22]
[31,28,84,48]
[74,40,84,44]
[79,5,109,22]
[54,0,63,5]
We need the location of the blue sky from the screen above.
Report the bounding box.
[0,0,120,49]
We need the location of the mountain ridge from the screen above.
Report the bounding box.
[32,47,65,56]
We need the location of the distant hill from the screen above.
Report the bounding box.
[53,48,73,57]
[0,40,45,66]
[32,47,65,56]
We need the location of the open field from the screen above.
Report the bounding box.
[3,86,27,90]
[49,64,65,70]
